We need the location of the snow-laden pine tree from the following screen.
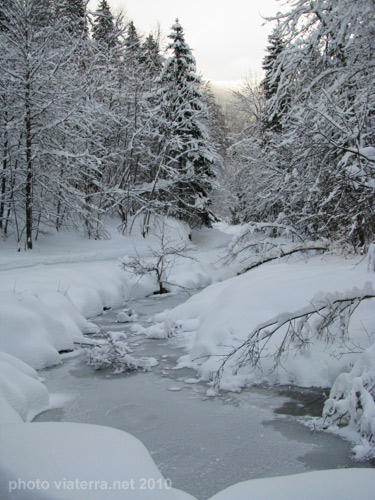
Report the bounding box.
[92,0,116,50]
[90,0,125,224]
[52,0,117,239]
[145,20,217,229]
[261,26,285,136]
[141,33,163,83]
[111,20,154,228]
[55,0,88,38]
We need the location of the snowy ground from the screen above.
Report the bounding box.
[0,217,374,498]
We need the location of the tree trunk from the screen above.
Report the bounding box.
[25,77,33,250]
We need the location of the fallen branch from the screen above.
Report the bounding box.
[241,245,328,273]
[223,221,329,274]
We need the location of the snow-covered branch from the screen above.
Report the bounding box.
[224,222,328,272]
[214,284,375,388]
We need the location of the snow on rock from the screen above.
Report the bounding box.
[143,323,168,339]
[167,259,214,291]
[0,422,197,500]
[165,257,375,390]
[0,352,49,424]
[0,294,60,370]
[207,469,375,500]
[61,262,132,318]
[116,309,138,323]
[0,260,137,371]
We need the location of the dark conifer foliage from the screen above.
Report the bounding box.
[261,28,286,134]
[151,20,217,228]
[92,0,116,49]
[56,0,88,38]
[141,34,163,78]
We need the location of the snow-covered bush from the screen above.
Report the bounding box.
[86,332,157,374]
[319,342,375,460]
[122,220,194,294]
[116,308,138,323]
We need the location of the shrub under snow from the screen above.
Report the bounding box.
[86,332,158,374]
[319,342,375,459]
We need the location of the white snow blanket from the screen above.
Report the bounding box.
[0,422,196,500]
[0,352,49,424]
[1,220,374,498]
[208,469,375,500]
[0,422,374,500]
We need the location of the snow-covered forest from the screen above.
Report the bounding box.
[0,0,218,250]
[0,0,375,499]
[1,0,374,251]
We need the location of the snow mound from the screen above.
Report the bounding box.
[0,422,196,500]
[0,291,87,369]
[0,352,48,424]
[207,469,375,500]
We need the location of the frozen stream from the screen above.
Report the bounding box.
[35,292,373,500]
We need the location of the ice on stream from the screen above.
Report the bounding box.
[33,292,371,500]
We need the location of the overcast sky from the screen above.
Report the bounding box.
[88,0,281,84]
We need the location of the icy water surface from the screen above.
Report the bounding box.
[35,292,374,500]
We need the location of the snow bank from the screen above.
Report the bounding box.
[0,422,197,500]
[0,352,48,424]
[166,257,375,390]
[0,291,89,369]
[0,217,234,372]
[207,469,375,500]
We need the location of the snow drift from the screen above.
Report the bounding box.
[0,422,196,500]
[0,352,49,424]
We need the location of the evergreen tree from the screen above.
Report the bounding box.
[92,0,115,49]
[141,33,163,80]
[149,20,217,228]
[261,27,285,134]
[34,0,53,28]
[0,0,12,32]
[55,0,87,38]
[125,20,141,54]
